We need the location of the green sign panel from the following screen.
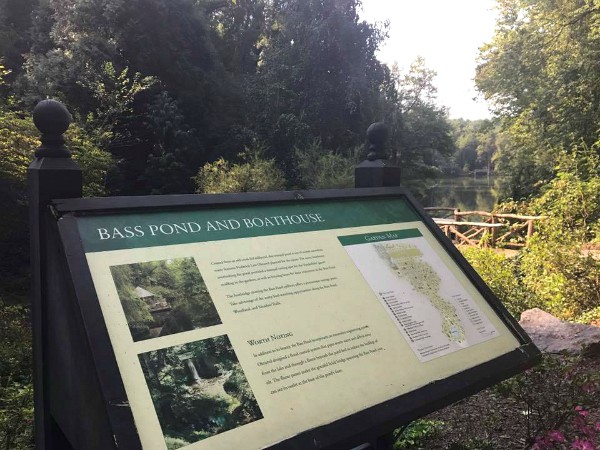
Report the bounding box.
[77,198,420,252]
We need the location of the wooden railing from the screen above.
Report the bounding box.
[424,207,545,248]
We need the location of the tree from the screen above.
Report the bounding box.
[140,91,203,195]
[110,264,153,339]
[20,0,238,195]
[386,58,454,178]
[476,0,600,198]
[0,0,35,82]
[208,0,267,76]
[450,119,498,175]
[248,0,388,178]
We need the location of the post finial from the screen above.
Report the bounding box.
[366,122,388,161]
[32,99,72,158]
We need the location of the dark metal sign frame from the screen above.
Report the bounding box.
[51,186,540,450]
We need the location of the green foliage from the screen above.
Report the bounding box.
[449,118,498,175]
[67,127,114,198]
[0,0,33,83]
[499,144,600,321]
[464,236,599,324]
[520,239,599,321]
[528,145,600,241]
[294,139,359,189]
[110,263,153,338]
[140,336,262,448]
[208,0,266,75]
[168,257,222,331]
[0,107,112,196]
[20,0,234,194]
[3,0,457,195]
[78,61,158,148]
[0,108,37,182]
[460,247,534,318]
[195,147,285,193]
[111,258,221,341]
[0,302,33,450]
[254,0,388,152]
[0,106,112,243]
[385,58,455,179]
[393,419,445,450]
[476,0,600,198]
[165,436,191,450]
[463,142,600,323]
[141,91,204,195]
[494,354,600,448]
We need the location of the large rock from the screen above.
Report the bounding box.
[519,308,600,355]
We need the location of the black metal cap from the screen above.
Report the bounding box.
[366,122,388,161]
[33,99,72,157]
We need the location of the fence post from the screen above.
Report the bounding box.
[454,208,461,222]
[28,99,82,449]
[526,219,535,245]
[355,122,401,188]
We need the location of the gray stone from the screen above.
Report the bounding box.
[519,308,600,355]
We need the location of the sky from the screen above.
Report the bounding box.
[360,0,498,120]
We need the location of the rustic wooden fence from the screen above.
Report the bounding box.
[424,207,545,248]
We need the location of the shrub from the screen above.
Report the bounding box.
[494,354,600,449]
[0,106,113,243]
[294,139,360,189]
[0,301,33,450]
[394,419,445,450]
[0,107,112,197]
[195,147,285,193]
[487,143,600,323]
[460,247,535,319]
[520,238,599,321]
[528,145,600,242]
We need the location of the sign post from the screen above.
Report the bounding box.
[28,100,82,450]
[29,101,540,450]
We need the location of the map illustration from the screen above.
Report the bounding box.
[373,243,466,344]
[341,229,499,362]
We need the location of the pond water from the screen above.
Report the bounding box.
[405,176,502,212]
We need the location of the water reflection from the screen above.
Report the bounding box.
[404,176,502,212]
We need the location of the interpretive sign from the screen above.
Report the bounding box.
[52,188,539,450]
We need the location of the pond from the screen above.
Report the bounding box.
[405,176,503,212]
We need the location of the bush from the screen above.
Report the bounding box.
[294,139,360,189]
[0,107,113,196]
[0,106,113,242]
[483,143,600,323]
[494,354,600,449]
[195,147,285,194]
[460,247,535,319]
[528,145,600,242]
[0,301,33,450]
[394,419,445,450]
[520,238,599,321]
